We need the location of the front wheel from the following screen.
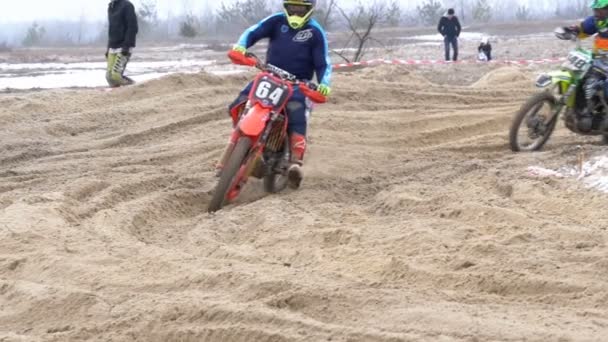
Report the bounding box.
[208,137,252,212]
[509,92,560,152]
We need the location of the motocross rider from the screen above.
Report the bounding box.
[225,0,332,189]
[561,0,608,131]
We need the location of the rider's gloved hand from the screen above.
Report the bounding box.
[318,84,331,97]
[556,26,578,41]
[232,45,247,55]
[564,25,580,35]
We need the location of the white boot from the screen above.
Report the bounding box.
[287,162,303,189]
[287,133,306,189]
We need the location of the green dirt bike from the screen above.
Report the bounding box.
[509,27,608,152]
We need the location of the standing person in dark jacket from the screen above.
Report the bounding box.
[437,8,461,61]
[106,0,138,87]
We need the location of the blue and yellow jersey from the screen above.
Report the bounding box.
[236,13,332,87]
[578,16,608,51]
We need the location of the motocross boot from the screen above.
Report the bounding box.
[580,75,603,132]
[105,52,132,87]
[287,133,306,189]
[578,109,594,132]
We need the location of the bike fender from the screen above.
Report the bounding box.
[549,70,572,81]
[536,71,572,88]
[551,71,573,85]
[239,104,270,137]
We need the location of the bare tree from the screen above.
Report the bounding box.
[491,0,517,21]
[472,0,492,23]
[454,0,469,23]
[22,22,46,47]
[138,0,159,38]
[417,0,444,26]
[77,11,85,44]
[315,0,337,30]
[0,41,11,52]
[515,5,531,21]
[179,13,199,38]
[200,1,217,36]
[386,0,401,27]
[216,0,273,35]
[568,0,589,18]
[334,1,388,63]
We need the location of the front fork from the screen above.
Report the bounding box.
[218,108,291,181]
[544,82,574,123]
[225,140,263,202]
[216,129,240,172]
[218,111,279,177]
[216,130,263,182]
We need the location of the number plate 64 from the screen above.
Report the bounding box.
[252,77,290,109]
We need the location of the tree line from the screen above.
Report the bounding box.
[3,0,591,49]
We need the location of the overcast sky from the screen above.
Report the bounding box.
[0,0,213,22]
[0,0,472,22]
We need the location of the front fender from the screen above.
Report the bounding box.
[238,103,270,137]
[537,70,579,107]
[536,70,573,90]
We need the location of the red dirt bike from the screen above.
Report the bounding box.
[208,50,327,212]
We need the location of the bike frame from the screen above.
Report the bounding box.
[223,78,291,201]
[534,45,593,123]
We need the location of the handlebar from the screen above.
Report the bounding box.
[227,49,327,104]
[555,27,582,46]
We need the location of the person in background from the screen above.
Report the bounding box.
[105,0,138,87]
[478,36,492,61]
[437,8,461,61]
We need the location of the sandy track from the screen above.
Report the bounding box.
[1,64,608,342]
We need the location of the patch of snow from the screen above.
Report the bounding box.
[529,152,608,193]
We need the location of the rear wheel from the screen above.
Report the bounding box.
[208,137,252,212]
[263,171,288,193]
[509,92,560,152]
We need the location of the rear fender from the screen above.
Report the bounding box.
[239,103,270,138]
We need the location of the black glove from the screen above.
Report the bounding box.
[564,25,580,34]
[555,26,577,41]
[120,48,131,57]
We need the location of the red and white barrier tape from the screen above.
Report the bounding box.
[332,57,567,69]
